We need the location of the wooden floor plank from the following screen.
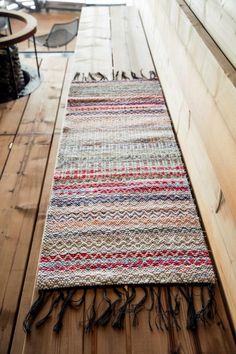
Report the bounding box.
[22,291,84,354]
[10,56,86,354]
[0,97,29,135]
[9,133,60,354]
[125,7,154,77]
[96,288,128,354]
[18,58,67,135]
[165,287,199,354]
[2,5,235,354]
[177,105,236,336]
[110,6,132,78]
[74,7,113,79]
[83,289,97,354]
[0,57,68,354]
[196,285,236,354]
[0,134,52,354]
[10,57,76,353]
[9,133,82,354]
[0,135,14,177]
[130,287,169,354]
[55,56,75,134]
[0,59,40,135]
[111,6,154,78]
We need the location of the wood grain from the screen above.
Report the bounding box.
[0,134,51,354]
[194,285,236,354]
[130,287,169,354]
[0,58,40,135]
[83,288,97,354]
[125,7,154,77]
[0,57,68,354]
[10,56,73,353]
[110,6,154,78]
[1,5,235,354]
[0,97,28,135]
[134,0,236,332]
[0,135,14,177]
[184,0,236,68]
[18,58,67,135]
[110,6,131,77]
[74,6,113,79]
[166,287,199,354]
[96,288,128,354]
[177,104,236,331]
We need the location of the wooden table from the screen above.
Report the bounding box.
[0,10,37,47]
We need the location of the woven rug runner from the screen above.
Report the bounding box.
[24,74,216,334]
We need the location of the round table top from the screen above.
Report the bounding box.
[0,9,37,48]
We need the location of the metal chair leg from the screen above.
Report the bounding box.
[32,35,40,78]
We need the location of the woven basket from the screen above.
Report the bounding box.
[0,42,25,100]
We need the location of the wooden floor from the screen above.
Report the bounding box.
[0,6,236,354]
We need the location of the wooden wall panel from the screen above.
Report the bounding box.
[133,0,236,331]
[184,0,236,68]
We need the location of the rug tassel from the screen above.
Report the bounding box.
[23,290,48,334]
[95,288,121,327]
[131,287,148,327]
[112,288,128,330]
[88,72,97,81]
[23,285,218,334]
[179,286,197,330]
[200,285,207,324]
[73,70,158,82]
[205,284,216,321]
[84,288,97,333]
[197,285,212,325]
[35,291,63,328]
[149,70,158,80]
[115,71,119,80]
[147,286,155,331]
[155,287,169,331]
[53,289,77,333]
[166,288,181,331]
[198,284,224,329]
[96,72,108,81]
[140,69,148,79]
[73,72,80,81]
[70,289,86,309]
[112,286,135,329]
[131,71,141,80]
[121,71,130,80]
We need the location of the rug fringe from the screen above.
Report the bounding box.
[23,284,220,335]
[95,288,122,327]
[73,70,158,82]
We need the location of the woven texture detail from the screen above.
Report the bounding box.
[38,79,215,289]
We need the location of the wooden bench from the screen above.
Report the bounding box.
[0,5,235,354]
